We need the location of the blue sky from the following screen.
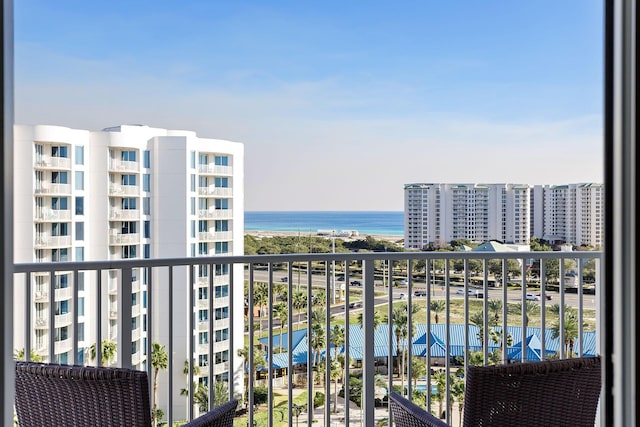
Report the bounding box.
[15,1,603,211]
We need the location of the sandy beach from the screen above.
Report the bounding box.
[245,229,404,245]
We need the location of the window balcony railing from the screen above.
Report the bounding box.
[109,159,139,173]
[13,250,602,426]
[197,164,233,176]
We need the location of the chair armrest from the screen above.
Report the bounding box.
[389,391,450,427]
[183,399,238,427]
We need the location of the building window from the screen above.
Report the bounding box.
[122,198,137,210]
[215,350,229,364]
[75,145,84,165]
[75,247,84,261]
[214,307,228,320]
[75,197,84,215]
[198,309,208,322]
[191,197,196,215]
[51,146,68,158]
[215,177,228,188]
[144,221,150,238]
[199,331,209,345]
[190,174,196,192]
[199,220,208,232]
[215,242,228,254]
[198,243,208,255]
[143,197,150,215]
[198,354,208,367]
[215,285,228,298]
[121,150,136,162]
[51,197,68,210]
[123,245,137,259]
[215,199,228,210]
[191,221,196,238]
[190,151,196,169]
[143,150,150,168]
[199,154,208,165]
[51,171,68,184]
[143,174,150,192]
[215,220,228,232]
[214,155,228,166]
[121,174,136,186]
[215,328,229,342]
[51,222,68,236]
[198,287,208,300]
[75,171,84,190]
[144,244,150,258]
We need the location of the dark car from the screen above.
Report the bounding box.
[350,280,362,286]
[414,290,427,297]
[348,301,363,309]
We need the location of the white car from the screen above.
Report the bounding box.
[398,293,407,300]
[526,293,541,301]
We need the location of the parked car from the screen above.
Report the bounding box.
[398,279,408,286]
[455,289,465,295]
[348,301,363,309]
[526,293,541,301]
[350,280,362,286]
[414,289,427,297]
[336,275,345,281]
[473,291,484,298]
[280,276,288,282]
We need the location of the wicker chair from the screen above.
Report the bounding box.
[15,362,238,427]
[389,355,601,427]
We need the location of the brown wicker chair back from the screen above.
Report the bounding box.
[15,362,152,427]
[15,362,238,427]
[463,355,601,427]
[389,356,601,427]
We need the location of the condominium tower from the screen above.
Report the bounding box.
[13,124,244,417]
[404,183,604,250]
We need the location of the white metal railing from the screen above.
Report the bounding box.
[13,250,602,427]
[109,209,140,220]
[109,160,139,173]
[109,232,140,245]
[197,209,233,220]
[109,184,139,196]
[34,183,71,195]
[35,155,72,170]
[197,164,232,175]
[34,208,71,221]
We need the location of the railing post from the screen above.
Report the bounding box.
[362,259,375,425]
[118,267,133,369]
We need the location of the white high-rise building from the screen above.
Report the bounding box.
[13,124,244,414]
[405,182,603,249]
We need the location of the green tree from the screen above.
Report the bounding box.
[88,340,117,366]
[356,309,384,331]
[292,290,307,327]
[487,299,503,326]
[237,345,266,400]
[429,300,446,324]
[180,359,202,410]
[274,302,288,351]
[550,305,582,357]
[13,348,43,362]
[151,343,168,427]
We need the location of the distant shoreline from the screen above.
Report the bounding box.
[245,229,404,244]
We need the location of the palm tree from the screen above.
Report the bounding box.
[429,300,446,324]
[13,348,43,362]
[550,305,582,357]
[309,322,325,367]
[253,283,268,332]
[274,302,288,351]
[356,309,384,331]
[330,357,342,413]
[292,290,307,327]
[487,299,503,326]
[410,356,427,390]
[450,374,465,427]
[88,340,117,366]
[433,369,446,418]
[180,359,202,411]
[237,345,266,398]
[151,343,168,427]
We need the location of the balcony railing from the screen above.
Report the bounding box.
[13,250,602,426]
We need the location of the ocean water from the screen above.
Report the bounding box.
[245,211,404,237]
